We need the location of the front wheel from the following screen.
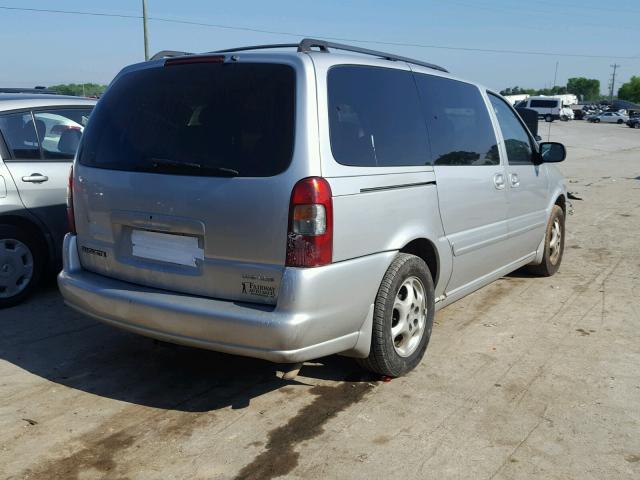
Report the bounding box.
[617,119,624,124]
[527,206,565,277]
[358,253,435,377]
[594,118,600,123]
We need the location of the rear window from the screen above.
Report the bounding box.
[530,99,558,108]
[79,63,295,177]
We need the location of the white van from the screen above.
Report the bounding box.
[521,96,574,122]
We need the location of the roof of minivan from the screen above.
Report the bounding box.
[0,93,97,111]
[128,49,490,94]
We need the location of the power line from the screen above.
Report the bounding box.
[1,5,638,60]
[443,0,640,25]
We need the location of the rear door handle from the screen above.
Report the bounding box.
[22,173,49,183]
[493,173,505,190]
[509,173,520,187]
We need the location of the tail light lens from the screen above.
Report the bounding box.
[286,177,333,267]
[67,165,76,234]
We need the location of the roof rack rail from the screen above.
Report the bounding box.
[150,50,194,61]
[298,38,448,73]
[212,43,299,54]
[154,38,449,73]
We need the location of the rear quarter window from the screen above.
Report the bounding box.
[327,65,430,167]
[79,63,295,177]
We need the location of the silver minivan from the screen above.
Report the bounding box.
[58,40,568,377]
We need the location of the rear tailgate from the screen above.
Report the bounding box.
[73,57,311,305]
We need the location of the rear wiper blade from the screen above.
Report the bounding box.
[207,166,239,176]
[146,158,239,177]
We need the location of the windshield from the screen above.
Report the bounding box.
[78,62,295,177]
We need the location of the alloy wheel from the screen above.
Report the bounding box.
[391,276,427,357]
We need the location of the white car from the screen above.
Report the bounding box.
[588,112,629,124]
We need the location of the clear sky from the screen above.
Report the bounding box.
[1,0,639,93]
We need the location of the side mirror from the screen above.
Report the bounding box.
[538,142,566,163]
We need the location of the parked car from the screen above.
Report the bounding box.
[572,108,586,120]
[0,93,95,307]
[58,39,568,377]
[627,118,640,128]
[588,112,629,124]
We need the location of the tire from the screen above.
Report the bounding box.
[594,118,600,123]
[635,123,640,129]
[0,225,43,308]
[545,114,553,123]
[560,115,568,121]
[617,119,624,124]
[358,253,435,377]
[527,205,565,277]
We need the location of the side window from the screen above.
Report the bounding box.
[0,112,40,159]
[414,74,499,166]
[327,66,430,167]
[33,108,92,160]
[488,93,534,165]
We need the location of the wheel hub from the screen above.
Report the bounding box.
[0,262,15,277]
[391,276,427,357]
[549,218,562,264]
[0,238,34,298]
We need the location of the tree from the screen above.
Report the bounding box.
[48,83,107,97]
[618,76,640,103]
[566,77,600,101]
[500,86,537,96]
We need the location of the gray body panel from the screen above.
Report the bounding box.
[58,51,566,362]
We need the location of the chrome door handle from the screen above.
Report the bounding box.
[509,173,520,187]
[22,173,49,183]
[493,173,505,190]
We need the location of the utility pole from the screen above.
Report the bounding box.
[142,0,149,61]
[609,64,620,102]
[552,61,559,90]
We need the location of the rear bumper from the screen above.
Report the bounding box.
[58,234,393,363]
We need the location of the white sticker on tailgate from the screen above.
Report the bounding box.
[131,230,204,267]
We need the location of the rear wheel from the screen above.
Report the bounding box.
[617,119,624,124]
[594,118,600,123]
[527,206,565,277]
[545,114,553,122]
[358,253,435,377]
[0,225,43,308]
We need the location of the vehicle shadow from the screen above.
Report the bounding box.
[0,280,373,413]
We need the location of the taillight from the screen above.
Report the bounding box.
[67,165,76,234]
[286,177,333,267]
